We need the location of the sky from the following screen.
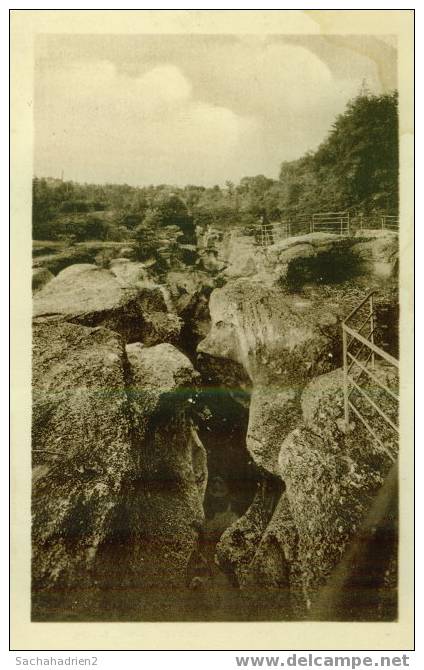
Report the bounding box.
[34,34,397,187]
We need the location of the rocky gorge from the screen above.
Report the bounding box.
[32,224,399,621]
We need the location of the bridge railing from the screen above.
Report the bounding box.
[342,290,399,458]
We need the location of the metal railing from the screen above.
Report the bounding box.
[381,215,399,231]
[231,211,399,249]
[312,211,350,236]
[258,213,350,248]
[342,290,399,458]
[260,221,291,247]
[355,213,399,232]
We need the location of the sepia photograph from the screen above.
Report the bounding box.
[10,9,414,651]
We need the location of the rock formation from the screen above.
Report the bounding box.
[32,226,399,621]
[32,320,205,620]
[33,263,182,345]
[198,230,398,618]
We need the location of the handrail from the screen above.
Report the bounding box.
[232,211,398,248]
[342,290,399,450]
[346,352,398,402]
[343,324,399,368]
[348,378,398,433]
[348,402,396,461]
[347,330,376,374]
[344,290,376,325]
[313,211,348,217]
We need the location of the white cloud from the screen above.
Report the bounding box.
[34,36,391,185]
[135,64,192,109]
[35,59,259,185]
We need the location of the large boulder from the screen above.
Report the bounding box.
[197,278,340,484]
[118,343,207,602]
[32,323,207,620]
[246,385,300,475]
[351,234,398,278]
[32,267,54,292]
[108,258,150,287]
[216,479,283,587]
[199,230,398,620]
[223,234,265,279]
[166,269,214,312]
[216,366,398,616]
[198,278,338,384]
[32,248,95,275]
[32,321,135,597]
[33,263,181,345]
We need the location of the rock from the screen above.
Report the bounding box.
[309,462,398,621]
[301,368,346,441]
[223,235,263,278]
[351,235,398,278]
[271,241,316,263]
[32,267,54,292]
[243,493,299,618]
[126,342,200,421]
[32,324,207,619]
[109,259,150,287]
[198,278,338,384]
[201,250,226,273]
[275,366,397,610]
[32,248,94,275]
[166,269,214,349]
[247,386,300,475]
[166,269,214,301]
[32,320,135,594]
[217,364,398,617]
[118,247,134,259]
[354,229,397,239]
[178,292,211,347]
[33,263,182,345]
[200,227,398,620]
[216,480,279,586]
[197,277,340,510]
[124,342,207,590]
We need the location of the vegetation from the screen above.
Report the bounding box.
[279,91,398,217]
[32,91,398,241]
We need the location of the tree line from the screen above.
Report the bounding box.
[33,90,398,243]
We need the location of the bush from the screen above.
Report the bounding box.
[133,224,159,262]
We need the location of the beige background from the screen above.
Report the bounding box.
[10,9,414,651]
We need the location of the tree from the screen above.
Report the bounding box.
[32,177,55,239]
[278,91,399,217]
[149,193,195,240]
[133,222,161,263]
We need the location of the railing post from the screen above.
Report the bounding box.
[381,216,385,231]
[370,293,375,370]
[343,325,350,431]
